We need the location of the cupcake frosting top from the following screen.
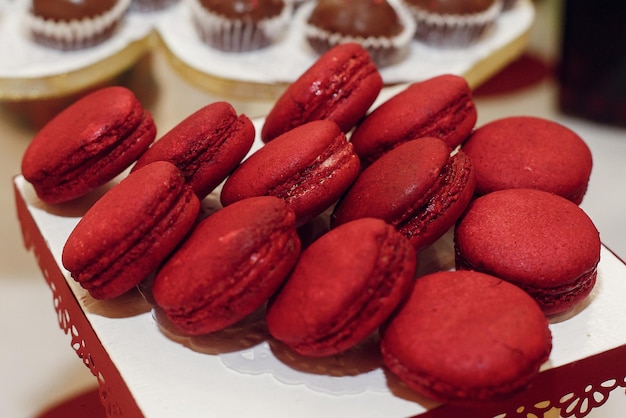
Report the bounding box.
[199,0,285,20]
[404,0,496,14]
[31,0,118,20]
[307,0,404,38]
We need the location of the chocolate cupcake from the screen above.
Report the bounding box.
[187,0,292,52]
[401,0,502,48]
[25,0,131,50]
[304,0,415,67]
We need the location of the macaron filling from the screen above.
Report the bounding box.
[457,252,599,315]
[383,347,546,403]
[167,114,251,182]
[383,92,474,159]
[522,267,598,315]
[268,134,356,203]
[394,150,473,249]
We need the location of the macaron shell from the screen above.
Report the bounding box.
[132,101,255,199]
[332,137,475,252]
[461,116,593,204]
[350,74,477,164]
[381,270,552,404]
[152,196,301,335]
[21,86,156,204]
[266,217,417,357]
[261,42,382,142]
[62,161,200,299]
[332,138,450,224]
[454,188,601,315]
[221,120,360,226]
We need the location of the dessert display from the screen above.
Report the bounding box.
[0,0,535,100]
[25,0,132,50]
[461,116,593,204]
[221,119,361,227]
[381,270,552,404]
[12,5,625,415]
[261,42,382,143]
[16,67,606,413]
[152,196,301,336]
[20,86,156,204]
[62,161,200,300]
[154,0,535,92]
[350,74,477,165]
[186,0,292,52]
[331,137,476,253]
[401,0,502,48]
[0,1,154,101]
[132,101,255,199]
[266,217,416,357]
[304,0,415,67]
[454,188,601,316]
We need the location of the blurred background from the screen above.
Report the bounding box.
[1,0,625,416]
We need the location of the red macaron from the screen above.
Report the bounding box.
[381,270,552,404]
[349,74,477,164]
[261,42,383,143]
[132,101,255,199]
[221,119,361,226]
[266,217,416,357]
[454,188,601,315]
[151,196,301,336]
[331,137,475,252]
[62,161,200,300]
[461,116,593,204]
[21,86,156,204]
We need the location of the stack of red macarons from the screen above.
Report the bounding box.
[21,42,600,407]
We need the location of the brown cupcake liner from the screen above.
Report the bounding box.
[403,0,502,48]
[303,2,416,68]
[186,0,293,52]
[24,0,132,50]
